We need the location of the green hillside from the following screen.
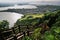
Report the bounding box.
[0,10,60,40]
[15,10,60,40]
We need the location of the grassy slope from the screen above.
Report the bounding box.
[20,14,44,20]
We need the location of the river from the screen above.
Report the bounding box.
[0,12,23,28]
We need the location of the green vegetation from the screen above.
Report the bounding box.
[15,10,60,40]
[16,14,44,26]
[0,10,60,40]
[0,20,9,31]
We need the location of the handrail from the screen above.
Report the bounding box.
[1,25,34,40]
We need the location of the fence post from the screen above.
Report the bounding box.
[12,28,15,34]
[0,31,4,40]
[12,28,17,40]
[18,25,21,33]
[26,25,29,36]
[13,34,17,40]
[23,32,25,36]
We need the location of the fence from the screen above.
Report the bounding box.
[0,25,34,40]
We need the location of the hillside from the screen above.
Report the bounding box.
[0,10,60,40]
[15,10,60,40]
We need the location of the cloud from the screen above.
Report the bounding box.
[0,0,60,3]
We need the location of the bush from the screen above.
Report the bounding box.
[0,20,9,31]
[32,28,42,40]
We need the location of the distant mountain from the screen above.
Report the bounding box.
[18,3,29,5]
[0,5,60,14]
[0,3,14,7]
[0,1,60,7]
[28,1,60,6]
[0,3,29,7]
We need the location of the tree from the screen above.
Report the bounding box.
[32,28,42,40]
[0,20,9,31]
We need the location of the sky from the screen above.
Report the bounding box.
[0,0,60,3]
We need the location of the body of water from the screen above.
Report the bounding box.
[0,5,37,11]
[0,12,23,28]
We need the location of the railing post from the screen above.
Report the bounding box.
[12,28,15,34]
[12,28,17,40]
[13,34,17,40]
[18,25,21,33]
[22,31,26,40]
[0,31,4,40]
[26,25,29,36]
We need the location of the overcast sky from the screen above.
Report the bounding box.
[0,0,60,3]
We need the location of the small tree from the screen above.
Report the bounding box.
[0,20,9,31]
[32,28,42,40]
